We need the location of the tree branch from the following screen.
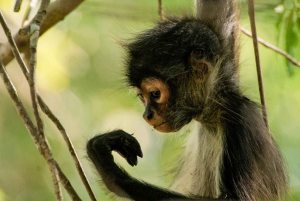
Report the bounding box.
[158,0,164,21]
[0,3,97,200]
[0,7,87,201]
[240,26,300,68]
[0,60,81,201]
[13,0,23,12]
[19,0,64,199]
[0,0,84,65]
[247,0,269,130]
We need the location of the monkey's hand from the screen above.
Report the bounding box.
[105,130,143,166]
[87,130,191,200]
[87,130,143,167]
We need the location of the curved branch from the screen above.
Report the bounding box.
[0,60,81,201]
[0,1,97,200]
[240,26,300,68]
[0,0,84,65]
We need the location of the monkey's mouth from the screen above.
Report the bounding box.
[153,121,167,128]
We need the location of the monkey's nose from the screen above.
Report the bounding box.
[143,109,154,121]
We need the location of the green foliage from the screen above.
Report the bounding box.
[276,0,300,75]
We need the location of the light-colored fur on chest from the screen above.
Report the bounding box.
[170,123,224,198]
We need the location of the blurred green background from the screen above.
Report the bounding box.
[0,0,299,200]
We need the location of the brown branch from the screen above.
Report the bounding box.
[0,61,38,146]
[0,60,81,201]
[21,0,64,199]
[14,0,23,12]
[46,153,63,201]
[0,0,84,65]
[0,10,83,201]
[29,2,97,196]
[158,0,164,21]
[240,26,300,68]
[247,0,269,130]
[29,1,96,198]
[37,96,97,201]
[0,2,97,200]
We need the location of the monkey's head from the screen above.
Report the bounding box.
[125,18,220,133]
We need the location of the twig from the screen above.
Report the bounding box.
[54,161,82,201]
[240,26,300,68]
[0,10,62,200]
[22,0,38,27]
[14,0,23,12]
[0,60,81,201]
[22,1,96,199]
[0,5,96,200]
[21,0,64,199]
[0,11,30,78]
[0,10,82,201]
[0,61,38,145]
[37,96,97,201]
[0,0,84,65]
[158,0,164,21]
[247,0,269,130]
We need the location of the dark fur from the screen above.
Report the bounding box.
[87,0,288,200]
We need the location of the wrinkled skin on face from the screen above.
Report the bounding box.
[134,78,177,133]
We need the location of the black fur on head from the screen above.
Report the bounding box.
[125,18,221,88]
[124,18,224,130]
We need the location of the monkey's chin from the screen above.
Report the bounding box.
[153,122,178,133]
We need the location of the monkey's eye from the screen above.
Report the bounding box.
[150,91,160,99]
[137,94,145,102]
[191,48,205,58]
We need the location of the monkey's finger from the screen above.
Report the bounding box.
[109,135,143,158]
[123,145,140,166]
[131,144,143,158]
[115,148,138,166]
[126,155,138,166]
[122,136,143,158]
[116,146,132,158]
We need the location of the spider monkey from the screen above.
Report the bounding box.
[86,0,288,200]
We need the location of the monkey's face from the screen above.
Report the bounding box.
[134,77,176,133]
[132,49,213,133]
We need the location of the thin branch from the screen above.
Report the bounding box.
[0,61,65,199]
[54,160,82,201]
[0,11,83,201]
[0,60,81,201]
[247,0,269,130]
[240,26,300,68]
[0,0,84,65]
[0,5,96,200]
[14,0,23,12]
[20,0,64,199]
[0,11,29,78]
[46,155,63,201]
[0,61,38,146]
[22,0,39,27]
[158,0,164,21]
[37,96,97,201]
[25,1,96,198]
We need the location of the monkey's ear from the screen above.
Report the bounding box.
[190,49,211,80]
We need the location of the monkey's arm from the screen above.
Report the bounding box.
[87,130,188,201]
[87,130,230,201]
[196,0,239,65]
[196,0,237,37]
